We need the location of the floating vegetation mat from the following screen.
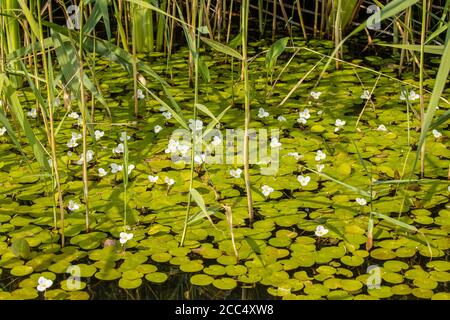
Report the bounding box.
[0,39,449,300]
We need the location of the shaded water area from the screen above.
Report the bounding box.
[0,38,449,300]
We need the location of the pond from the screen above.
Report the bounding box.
[0,38,449,301]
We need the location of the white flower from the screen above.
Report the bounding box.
[257,108,270,118]
[211,135,222,146]
[270,137,282,148]
[27,108,37,118]
[67,132,82,148]
[148,175,159,183]
[376,124,387,132]
[165,139,179,154]
[299,108,311,119]
[154,125,162,133]
[113,143,124,154]
[189,119,203,132]
[360,90,371,100]
[36,276,53,292]
[287,152,302,160]
[317,164,325,173]
[261,185,274,197]
[162,111,172,120]
[317,110,323,115]
[177,144,190,155]
[98,168,107,177]
[257,108,269,119]
[297,175,311,187]
[356,198,367,206]
[68,112,79,119]
[95,130,104,141]
[315,225,329,237]
[409,90,420,101]
[68,200,80,211]
[0,127,6,136]
[400,90,420,101]
[71,132,82,141]
[315,150,326,162]
[297,117,307,125]
[230,168,242,178]
[310,91,322,99]
[277,116,287,122]
[334,119,346,132]
[120,131,130,142]
[110,163,123,173]
[76,150,94,165]
[127,164,135,174]
[136,89,145,100]
[432,129,442,139]
[67,139,78,148]
[165,177,175,186]
[194,153,206,164]
[119,232,134,244]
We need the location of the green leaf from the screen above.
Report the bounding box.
[376,43,445,55]
[371,212,418,232]
[11,238,31,259]
[430,109,450,130]
[414,21,450,174]
[84,0,111,40]
[189,189,216,227]
[198,58,210,83]
[265,37,288,71]
[201,36,243,60]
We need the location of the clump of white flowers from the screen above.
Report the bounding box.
[110,163,123,173]
[76,150,94,165]
[154,125,162,133]
[400,89,420,101]
[37,276,53,292]
[356,198,367,206]
[360,90,371,100]
[310,91,322,99]
[315,150,326,162]
[230,168,242,178]
[120,232,134,244]
[257,108,269,118]
[68,200,80,211]
[287,152,302,160]
[334,119,346,132]
[165,177,175,186]
[27,108,37,118]
[432,129,442,139]
[94,130,104,141]
[297,175,311,187]
[297,108,311,125]
[315,225,329,237]
[261,185,274,197]
[270,137,282,148]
